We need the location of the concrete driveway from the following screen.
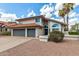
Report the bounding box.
[0,36,31,52]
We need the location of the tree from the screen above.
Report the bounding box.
[59,10,66,23]
[70,23,79,32]
[58,3,74,31]
[63,3,74,31]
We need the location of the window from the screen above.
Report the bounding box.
[44,25,48,29]
[52,24,59,31]
[35,18,40,22]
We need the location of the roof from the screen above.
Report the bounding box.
[8,23,43,28]
[16,15,44,21]
[16,15,67,26]
[48,18,67,26]
[0,21,16,27]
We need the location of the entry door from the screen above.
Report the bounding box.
[44,29,48,35]
[27,29,35,37]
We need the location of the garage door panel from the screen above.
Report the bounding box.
[13,29,25,36]
[27,29,35,37]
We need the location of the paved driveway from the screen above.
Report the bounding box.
[0,39,79,56]
[0,36,31,52]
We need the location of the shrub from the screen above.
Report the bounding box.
[68,32,79,35]
[0,31,11,36]
[48,31,64,42]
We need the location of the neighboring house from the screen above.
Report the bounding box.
[8,15,67,37]
[0,21,16,32]
[70,23,79,32]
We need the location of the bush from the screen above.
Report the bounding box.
[69,32,79,35]
[0,31,11,36]
[48,31,64,42]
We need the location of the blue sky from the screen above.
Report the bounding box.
[0,3,79,26]
[0,3,78,18]
[0,3,56,18]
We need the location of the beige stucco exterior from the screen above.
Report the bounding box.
[48,21,65,33]
[36,28,44,37]
[11,16,67,37]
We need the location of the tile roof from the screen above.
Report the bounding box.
[8,23,43,28]
[16,15,44,21]
[0,21,16,27]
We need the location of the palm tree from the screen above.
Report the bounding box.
[63,3,74,31]
[59,10,66,23]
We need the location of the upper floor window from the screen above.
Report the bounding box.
[44,25,48,29]
[35,18,40,22]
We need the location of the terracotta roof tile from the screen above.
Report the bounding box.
[8,23,43,28]
[0,21,16,27]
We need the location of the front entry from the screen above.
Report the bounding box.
[44,29,48,35]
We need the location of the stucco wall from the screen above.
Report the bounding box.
[18,18,43,26]
[48,21,62,32]
[36,28,44,37]
[35,18,43,26]
[25,28,27,37]
[11,29,13,36]
[19,19,35,24]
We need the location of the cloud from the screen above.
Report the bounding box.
[54,10,59,18]
[21,15,25,18]
[69,11,76,18]
[0,12,17,19]
[0,12,17,22]
[74,3,79,8]
[40,3,54,18]
[55,3,63,10]
[69,18,79,29]
[27,10,36,17]
[53,3,63,18]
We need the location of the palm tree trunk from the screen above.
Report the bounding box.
[67,13,69,31]
[63,16,65,23]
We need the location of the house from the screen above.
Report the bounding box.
[0,21,16,32]
[8,15,67,37]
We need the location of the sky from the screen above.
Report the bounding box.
[0,3,79,28]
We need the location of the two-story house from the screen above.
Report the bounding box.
[8,15,67,37]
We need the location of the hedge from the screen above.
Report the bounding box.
[0,31,11,36]
[68,32,79,35]
[48,31,64,42]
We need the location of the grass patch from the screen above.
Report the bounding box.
[69,32,79,35]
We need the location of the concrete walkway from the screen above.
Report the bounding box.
[0,36,31,52]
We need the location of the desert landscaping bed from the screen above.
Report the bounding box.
[0,39,79,56]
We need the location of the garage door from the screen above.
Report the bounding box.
[27,29,35,37]
[13,29,25,36]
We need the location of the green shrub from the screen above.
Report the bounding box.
[0,31,11,36]
[48,31,64,42]
[69,32,79,35]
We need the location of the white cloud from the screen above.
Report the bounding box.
[69,18,79,29]
[0,12,17,22]
[55,3,63,10]
[0,12,17,19]
[21,15,25,18]
[74,3,79,8]
[45,13,53,18]
[54,10,59,17]
[27,10,36,17]
[69,11,76,18]
[40,3,54,18]
[53,3,63,18]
